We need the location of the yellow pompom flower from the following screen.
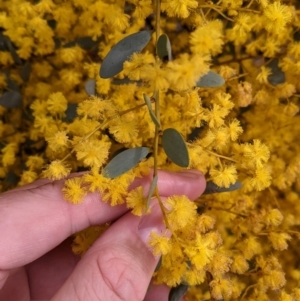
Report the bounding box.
[210,165,237,188]
[126,186,146,216]
[269,232,292,251]
[148,230,171,256]
[231,254,249,274]
[265,209,283,227]
[43,160,71,180]
[75,138,111,169]
[63,177,86,204]
[46,92,68,116]
[165,195,197,230]
[263,2,292,35]
[190,20,224,56]
[161,0,198,18]
[46,131,69,152]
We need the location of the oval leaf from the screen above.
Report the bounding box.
[20,61,31,82]
[5,36,22,65]
[156,34,172,61]
[203,181,242,194]
[85,79,96,95]
[63,103,78,122]
[162,128,189,168]
[143,94,160,128]
[146,174,158,212]
[103,147,150,178]
[112,77,142,86]
[155,255,162,272]
[100,31,152,79]
[267,58,285,86]
[169,284,189,301]
[64,37,98,49]
[0,91,22,108]
[196,71,225,88]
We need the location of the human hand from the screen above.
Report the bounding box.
[0,170,206,301]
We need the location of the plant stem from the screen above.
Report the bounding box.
[153,0,161,178]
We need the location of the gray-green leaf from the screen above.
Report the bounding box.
[64,37,98,49]
[203,181,242,194]
[5,36,22,65]
[267,58,285,86]
[155,255,162,272]
[162,128,189,168]
[168,284,189,301]
[156,34,172,61]
[143,94,160,128]
[103,147,150,178]
[196,71,225,87]
[100,31,152,79]
[63,103,78,122]
[112,77,142,86]
[146,174,158,211]
[20,61,31,82]
[0,91,22,108]
[85,79,96,96]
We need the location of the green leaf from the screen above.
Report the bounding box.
[100,31,152,79]
[6,76,19,92]
[20,61,31,82]
[103,147,150,178]
[146,174,158,211]
[143,94,160,128]
[0,91,22,108]
[64,37,98,49]
[203,181,242,194]
[4,36,22,65]
[156,34,172,61]
[63,103,78,122]
[267,58,285,86]
[168,284,189,301]
[162,128,189,168]
[85,79,96,95]
[155,255,162,272]
[0,33,7,51]
[196,71,225,88]
[112,77,142,85]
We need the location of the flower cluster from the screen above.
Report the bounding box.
[1,0,300,300]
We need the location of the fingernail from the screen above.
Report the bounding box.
[137,203,166,246]
[178,170,202,179]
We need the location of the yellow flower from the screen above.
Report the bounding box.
[46,92,68,116]
[269,232,291,251]
[161,0,198,18]
[228,119,243,141]
[19,170,38,186]
[231,254,249,274]
[165,195,197,230]
[43,160,71,180]
[242,140,270,168]
[72,225,108,256]
[46,131,69,152]
[76,138,111,169]
[148,230,171,256]
[210,165,237,188]
[265,209,283,227]
[126,186,146,216]
[263,2,292,34]
[190,20,224,56]
[63,177,86,204]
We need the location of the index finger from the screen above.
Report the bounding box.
[0,170,206,271]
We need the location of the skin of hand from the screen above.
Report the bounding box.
[0,170,206,301]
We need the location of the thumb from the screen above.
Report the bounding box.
[51,202,165,301]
